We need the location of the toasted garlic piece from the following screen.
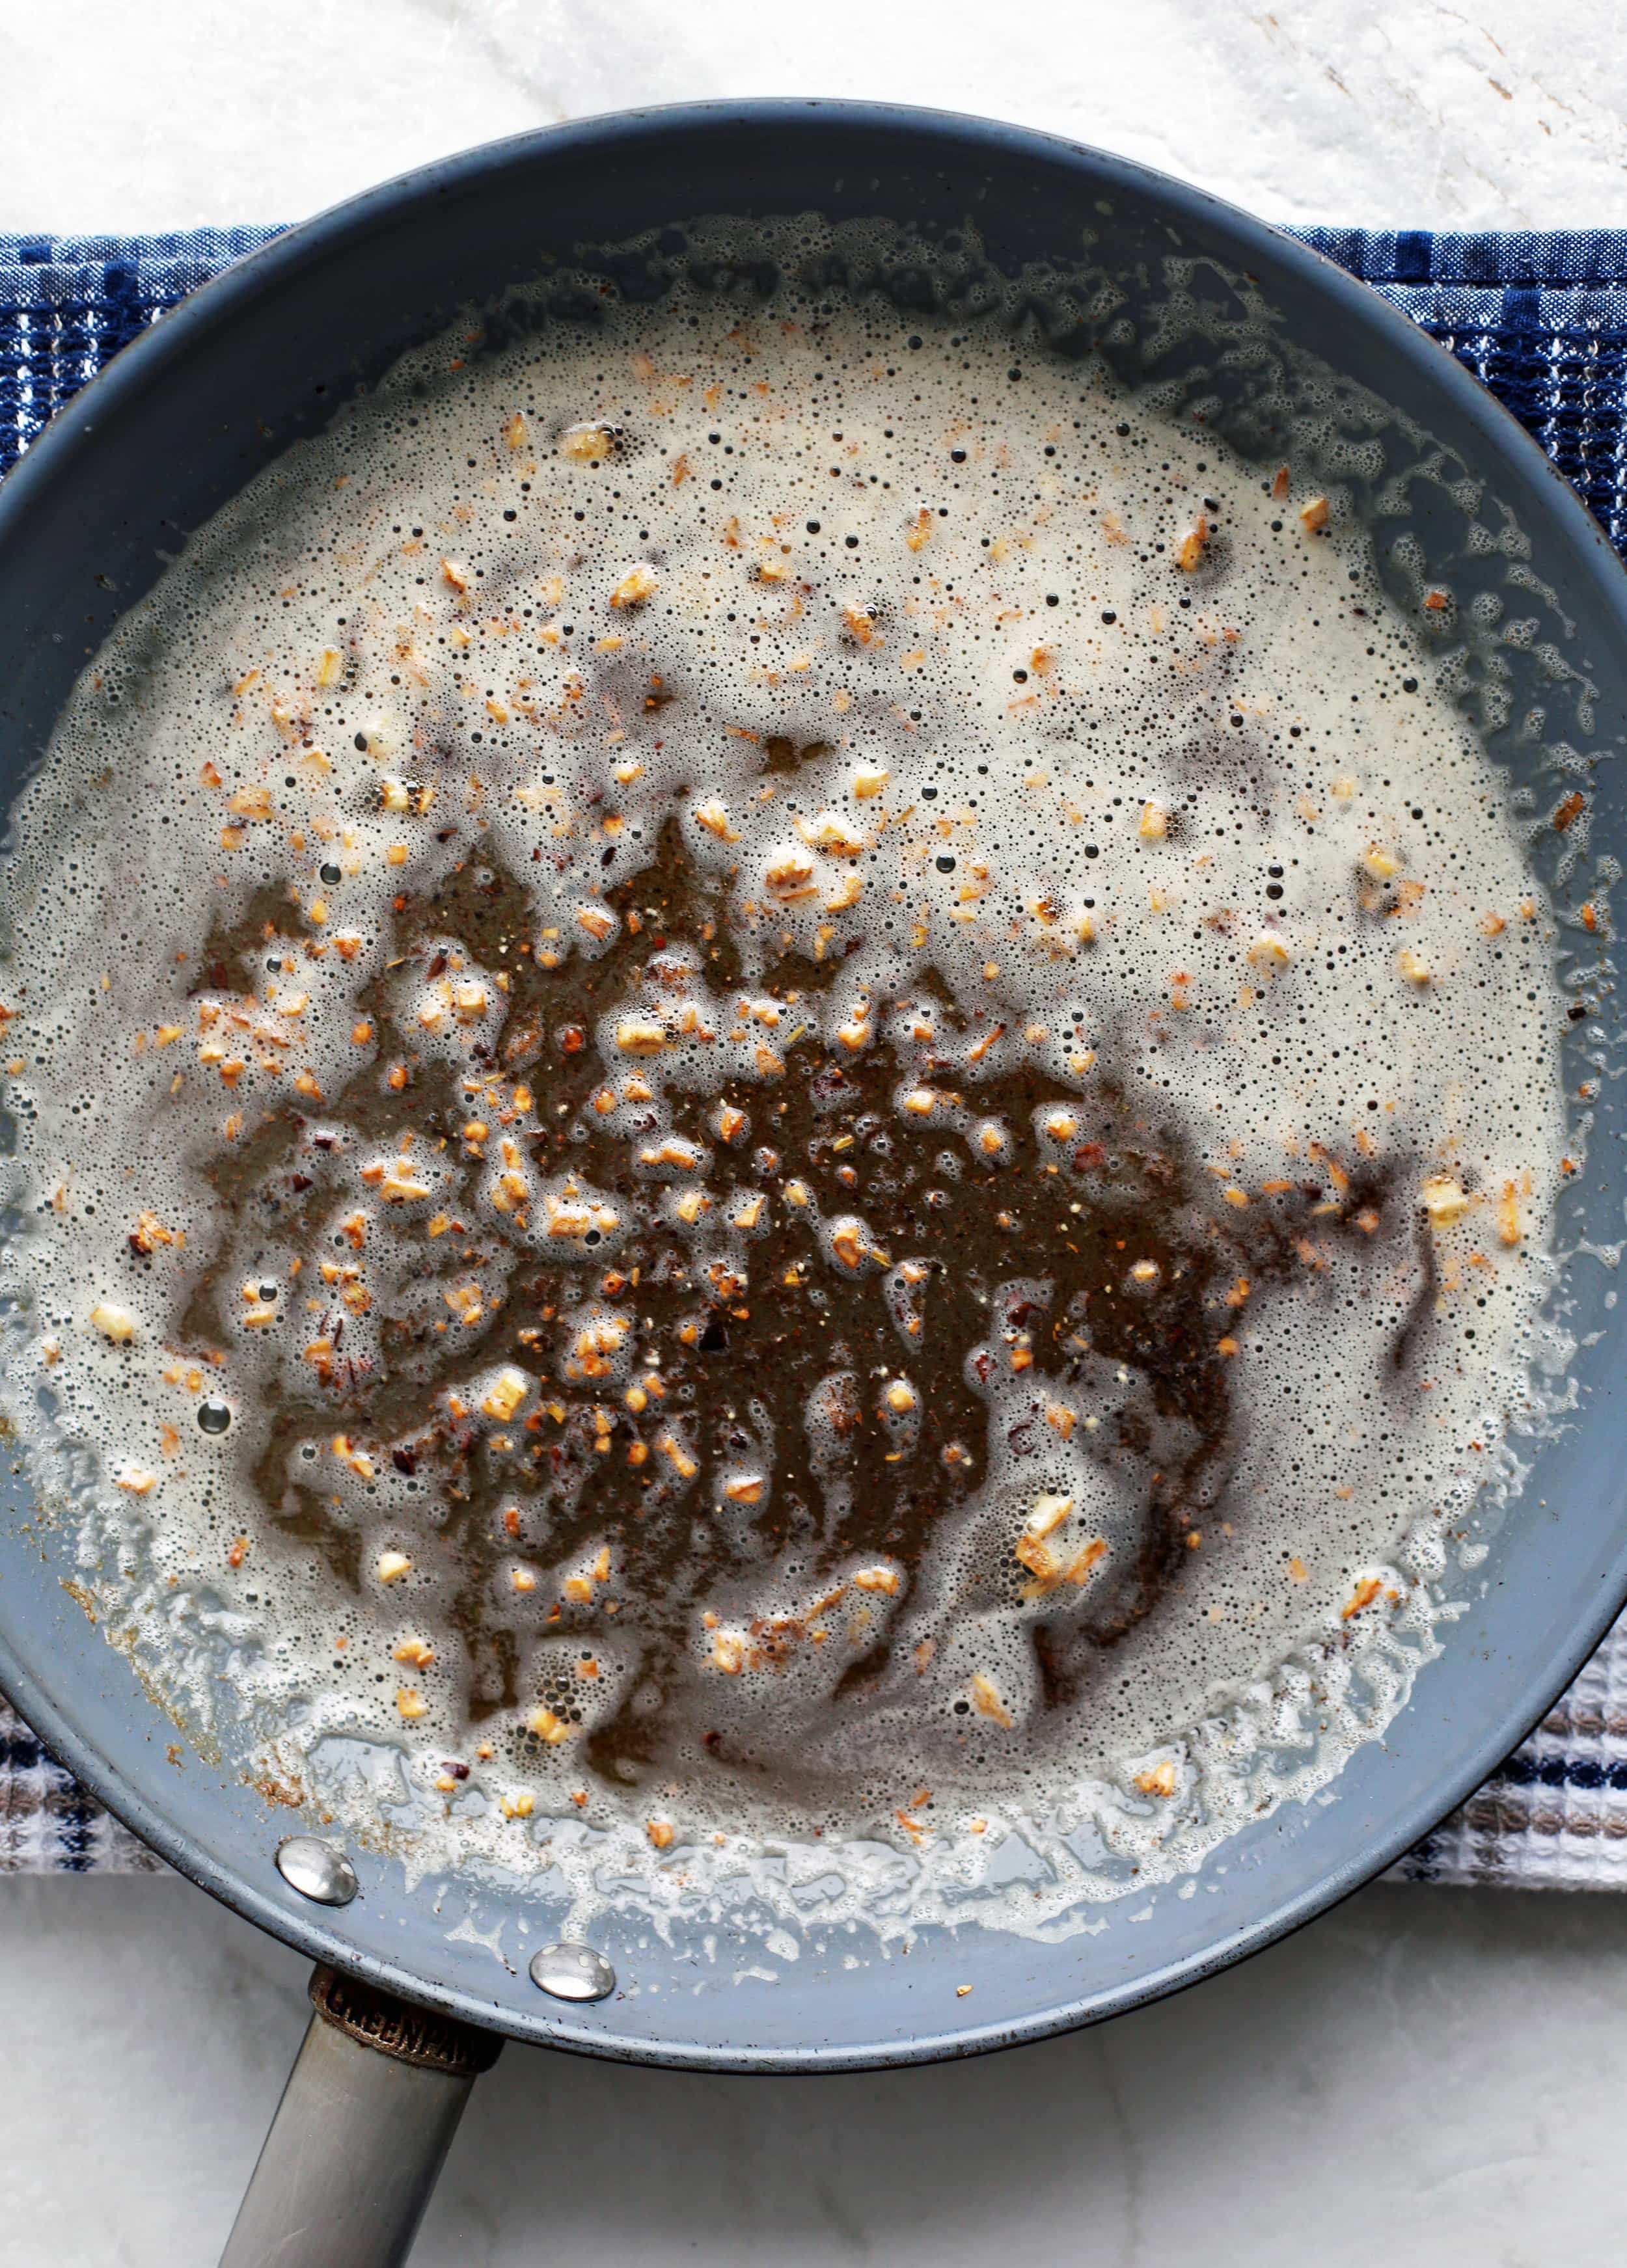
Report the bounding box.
[527,1706,572,1746]
[1497,1182,1522,1247]
[378,1167,431,1204]
[615,1018,666,1055]
[658,1432,698,1480]
[1067,1540,1108,1583]
[853,1565,901,1595]
[1174,515,1208,573]
[694,800,741,843]
[1028,1494,1073,1538]
[115,1465,158,1495]
[1361,844,1402,881]
[395,1687,430,1721]
[884,1380,918,1414]
[562,422,616,460]
[609,563,659,610]
[130,1211,175,1257]
[1246,931,1291,971]
[1135,1760,1178,1798]
[765,855,815,900]
[1138,800,1168,841]
[647,1819,675,1850]
[852,766,890,799]
[830,1222,866,1271]
[638,1137,702,1172]
[1421,1174,1472,1226]
[480,1367,532,1424]
[968,1673,1014,1729]
[89,1302,137,1343]
[1299,495,1330,532]
[797,812,868,857]
[1396,947,1431,986]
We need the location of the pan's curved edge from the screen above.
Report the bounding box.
[1,96,1625,2070]
[0,1564,1615,2075]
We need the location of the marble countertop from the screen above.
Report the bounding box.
[3,3,1627,2262]
[8,1874,1627,2266]
[6,0,1626,232]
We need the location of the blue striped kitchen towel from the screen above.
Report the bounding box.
[1,223,1625,1885]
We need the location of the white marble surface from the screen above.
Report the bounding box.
[2,0,1626,232]
[7,1872,1627,2266]
[3,3,1627,2262]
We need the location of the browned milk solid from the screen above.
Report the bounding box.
[0,230,1571,1936]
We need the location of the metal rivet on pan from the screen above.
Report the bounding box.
[275,1834,359,1906]
[529,1943,616,2002]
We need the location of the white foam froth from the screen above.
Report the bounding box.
[0,221,1574,1941]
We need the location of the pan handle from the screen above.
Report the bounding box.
[218,1962,502,2268]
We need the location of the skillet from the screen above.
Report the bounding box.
[0,99,1623,2265]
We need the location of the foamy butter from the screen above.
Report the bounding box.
[0,231,1572,1939]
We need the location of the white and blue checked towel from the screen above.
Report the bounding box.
[3,223,1626,1886]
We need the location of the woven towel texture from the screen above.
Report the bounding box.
[1,222,1624,1884]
